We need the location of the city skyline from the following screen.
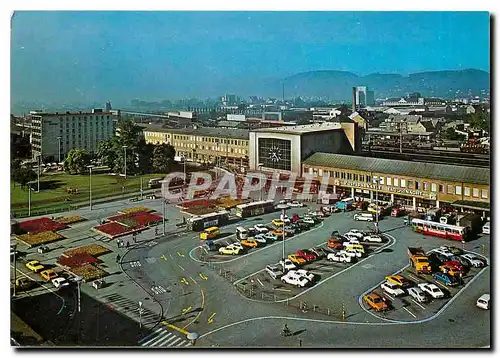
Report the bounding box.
[11,11,490,106]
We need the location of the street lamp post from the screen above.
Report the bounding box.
[162,199,167,234]
[123,145,128,178]
[12,243,17,297]
[276,204,289,274]
[258,163,264,201]
[37,155,40,193]
[183,155,187,187]
[57,136,62,163]
[88,165,94,210]
[28,182,32,217]
[138,301,144,328]
[75,275,83,313]
[374,177,382,233]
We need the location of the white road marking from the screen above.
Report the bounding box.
[167,337,183,347]
[403,307,417,318]
[138,327,163,344]
[411,299,426,310]
[150,332,175,347]
[382,293,395,301]
[256,278,264,287]
[159,334,178,346]
[142,330,169,346]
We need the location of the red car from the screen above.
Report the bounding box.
[296,249,318,262]
[442,260,466,273]
[391,207,406,217]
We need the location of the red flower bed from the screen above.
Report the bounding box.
[107,211,162,228]
[58,253,99,268]
[18,217,67,234]
[180,198,212,208]
[93,222,144,238]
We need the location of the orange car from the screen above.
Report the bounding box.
[240,239,259,248]
[272,230,289,238]
[364,292,389,312]
[287,254,306,265]
[327,238,343,249]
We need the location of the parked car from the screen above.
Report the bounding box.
[363,234,383,243]
[241,239,259,248]
[407,287,428,303]
[327,252,352,263]
[278,259,297,271]
[354,213,374,222]
[327,238,343,249]
[281,271,310,288]
[272,219,284,227]
[450,255,471,268]
[476,293,490,310]
[14,278,36,292]
[253,234,268,245]
[301,217,315,225]
[26,260,45,273]
[294,269,315,282]
[439,246,464,256]
[364,292,389,312]
[380,281,405,297]
[296,249,317,262]
[263,232,279,242]
[309,247,328,259]
[343,233,361,244]
[432,272,459,287]
[342,248,364,258]
[254,224,269,233]
[385,275,412,288]
[265,264,283,280]
[346,229,365,239]
[288,201,304,208]
[52,277,70,289]
[330,230,340,238]
[428,252,449,266]
[288,254,306,265]
[40,269,58,281]
[418,283,445,299]
[461,253,486,268]
[219,245,243,255]
[432,247,455,258]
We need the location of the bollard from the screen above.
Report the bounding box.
[313,305,316,312]
[327,308,330,316]
[342,301,346,321]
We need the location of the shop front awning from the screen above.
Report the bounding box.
[451,200,490,212]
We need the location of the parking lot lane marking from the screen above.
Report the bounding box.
[178,264,185,272]
[182,306,192,314]
[408,274,421,282]
[180,278,189,285]
[177,251,185,258]
[189,276,197,284]
[208,312,216,324]
[189,221,326,264]
[169,253,174,259]
[403,307,417,318]
[432,280,450,290]
[161,254,167,261]
[273,288,292,292]
[199,273,208,280]
[256,278,264,287]
[382,293,395,301]
[411,300,426,310]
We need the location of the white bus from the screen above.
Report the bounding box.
[235,200,275,218]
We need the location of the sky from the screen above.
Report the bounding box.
[10,11,490,106]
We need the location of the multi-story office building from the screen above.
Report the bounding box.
[30,109,119,162]
[143,125,250,168]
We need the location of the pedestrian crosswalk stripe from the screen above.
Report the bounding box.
[158,334,178,346]
[151,333,175,347]
[142,330,168,346]
[138,327,163,344]
[167,337,182,347]
[175,340,189,347]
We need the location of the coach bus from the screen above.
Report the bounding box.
[411,218,469,241]
[187,211,230,232]
[235,200,275,219]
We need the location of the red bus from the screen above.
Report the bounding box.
[411,218,469,241]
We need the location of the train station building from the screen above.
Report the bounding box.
[301,153,490,217]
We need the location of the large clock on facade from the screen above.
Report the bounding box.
[258,138,291,171]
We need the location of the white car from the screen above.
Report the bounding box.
[294,269,315,282]
[288,201,304,208]
[265,264,284,280]
[52,277,69,289]
[341,248,363,258]
[230,242,244,250]
[281,271,310,287]
[263,232,279,241]
[278,259,297,271]
[431,248,455,258]
[363,234,383,243]
[346,229,365,239]
[254,224,269,233]
[302,217,315,225]
[461,253,485,268]
[380,281,405,297]
[408,287,428,303]
[343,233,361,244]
[353,213,374,221]
[252,234,268,244]
[476,293,490,310]
[418,283,445,299]
[327,252,352,263]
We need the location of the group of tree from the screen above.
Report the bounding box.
[11,158,37,189]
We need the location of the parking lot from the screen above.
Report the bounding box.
[360,248,489,322]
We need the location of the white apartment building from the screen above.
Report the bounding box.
[30,109,119,162]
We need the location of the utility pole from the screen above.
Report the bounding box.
[37,155,40,192]
[57,136,62,163]
[123,145,128,179]
[162,200,166,234]
[28,183,31,217]
[12,243,17,297]
[140,176,143,200]
[88,165,94,210]
[276,204,289,274]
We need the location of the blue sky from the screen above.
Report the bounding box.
[11,11,490,105]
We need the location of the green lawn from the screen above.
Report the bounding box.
[10,172,170,216]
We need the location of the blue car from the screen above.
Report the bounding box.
[432,272,459,287]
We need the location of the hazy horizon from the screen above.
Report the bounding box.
[11,11,490,108]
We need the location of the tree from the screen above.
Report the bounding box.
[136,138,154,174]
[12,167,37,189]
[64,148,91,174]
[152,143,176,173]
[96,139,117,168]
[11,133,31,159]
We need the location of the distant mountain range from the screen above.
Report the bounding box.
[279,69,490,101]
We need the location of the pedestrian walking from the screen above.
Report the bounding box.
[116,239,121,248]
[133,235,137,243]
[116,254,121,263]
[126,241,130,249]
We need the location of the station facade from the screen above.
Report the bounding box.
[302,153,490,217]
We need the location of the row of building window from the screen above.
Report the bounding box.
[310,167,489,199]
